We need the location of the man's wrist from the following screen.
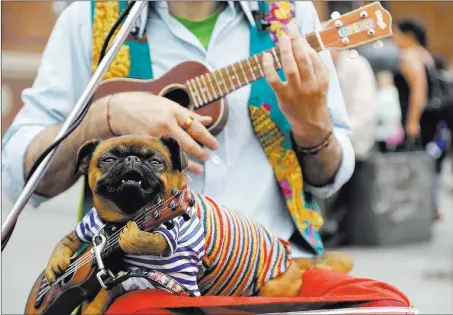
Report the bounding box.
[290,120,333,148]
[290,130,334,156]
[288,103,332,147]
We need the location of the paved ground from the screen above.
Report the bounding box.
[1,159,452,314]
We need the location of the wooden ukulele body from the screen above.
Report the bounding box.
[25,245,99,315]
[25,246,123,315]
[93,61,228,136]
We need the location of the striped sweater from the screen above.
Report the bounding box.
[75,192,292,296]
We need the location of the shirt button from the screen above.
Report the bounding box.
[212,156,221,164]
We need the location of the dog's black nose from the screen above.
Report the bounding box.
[125,155,141,164]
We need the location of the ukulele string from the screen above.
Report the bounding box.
[38,194,177,298]
[57,194,177,277]
[40,193,182,294]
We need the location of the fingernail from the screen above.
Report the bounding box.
[211,142,219,150]
[193,165,204,174]
[279,34,290,45]
[201,153,210,161]
[262,53,272,64]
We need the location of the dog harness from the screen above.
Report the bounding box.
[83,1,325,255]
[75,191,291,296]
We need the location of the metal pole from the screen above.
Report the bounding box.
[1,1,148,248]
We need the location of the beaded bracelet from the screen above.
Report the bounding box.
[106,94,119,137]
[290,130,334,156]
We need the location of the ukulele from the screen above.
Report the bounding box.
[92,1,393,135]
[25,185,194,315]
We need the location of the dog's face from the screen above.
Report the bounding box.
[75,135,188,222]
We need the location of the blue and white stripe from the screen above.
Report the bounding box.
[74,207,205,296]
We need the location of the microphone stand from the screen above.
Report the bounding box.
[1,1,148,251]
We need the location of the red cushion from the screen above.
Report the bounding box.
[105,270,411,315]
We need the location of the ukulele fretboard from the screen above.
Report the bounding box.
[185,32,321,108]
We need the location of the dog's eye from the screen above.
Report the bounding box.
[150,159,162,166]
[103,157,116,163]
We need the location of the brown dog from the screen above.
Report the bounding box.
[44,135,353,314]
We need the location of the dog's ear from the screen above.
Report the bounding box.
[160,136,188,172]
[74,138,101,175]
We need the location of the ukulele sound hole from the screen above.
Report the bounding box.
[162,87,191,108]
[60,263,76,286]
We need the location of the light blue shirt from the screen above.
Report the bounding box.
[2,2,355,253]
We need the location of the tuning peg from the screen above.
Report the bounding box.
[182,212,191,221]
[164,220,175,230]
[189,197,195,207]
[330,11,341,20]
[171,188,181,197]
[152,210,161,220]
[169,201,178,211]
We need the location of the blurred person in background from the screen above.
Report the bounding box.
[393,18,453,219]
[375,71,405,152]
[392,17,434,143]
[320,48,378,246]
[357,36,405,152]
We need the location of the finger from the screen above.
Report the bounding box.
[186,120,219,151]
[286,23,315,84]
[262,53,285,95]
[307,48,329,90]
[187,160,204,174]
[170,124,210,161]
[278,33,301,87]
[177,110,218,150]
[193,113,213,126]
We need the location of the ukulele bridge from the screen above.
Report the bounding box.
[92,233,115,289]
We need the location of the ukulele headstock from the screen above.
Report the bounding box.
[319,1,393,51]
[142,184,195,231]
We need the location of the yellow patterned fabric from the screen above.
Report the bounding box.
[91,1,130,79]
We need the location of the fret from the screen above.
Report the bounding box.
[238,60,249,85]
[200,74,213,102]
[271,47,282,69]
[186,80,200,108]
[231,65,242,88]
[254,55,265,77]
[195,77,208,104]
[245,58,257,81]
[223,68,235,91]
[205,73,218,99]
[213,70,227,95]
[190,78,203,107]
[313,31,325,50]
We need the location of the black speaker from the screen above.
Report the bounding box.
[348,152,435,246]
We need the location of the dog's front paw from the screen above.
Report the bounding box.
[119,221,168,255]
[45,245,72,283]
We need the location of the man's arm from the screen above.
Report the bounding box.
[291,2,355,194]
[23,98,112,197]
[400,49,428,138]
